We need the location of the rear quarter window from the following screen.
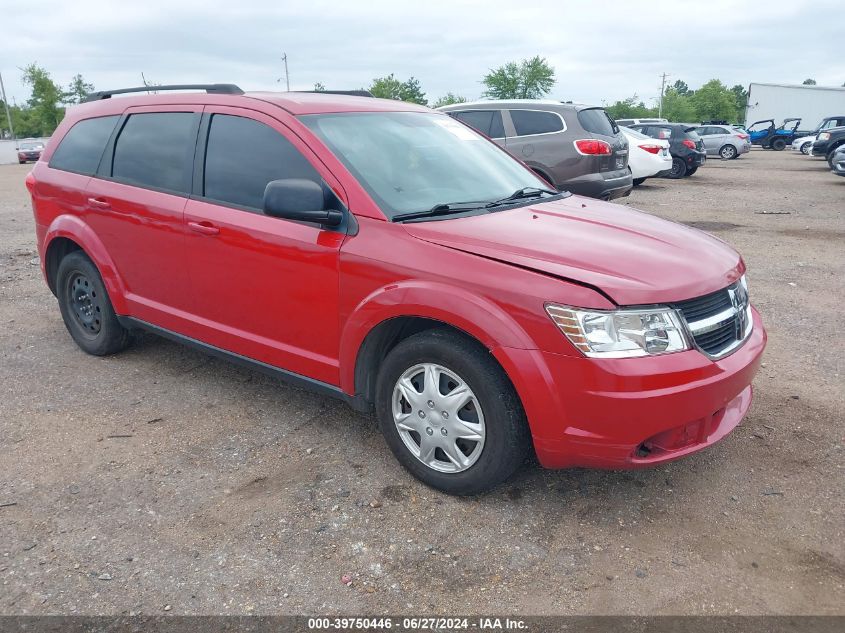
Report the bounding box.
[509,110,564,136]
[577,108,618,136]
[450,110,505,138]
[49,116,120,175]
[111,113,197,193]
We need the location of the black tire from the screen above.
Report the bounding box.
[719,144,737,160]
[828,147,843,169]
[686,166,698,176]
[632,178,646,186]
[770,138,786,151]
[668,157,687,179]
[18,160,26,165]
[375,329,530,495]
[800,142,811,155]
[56,251,131,356]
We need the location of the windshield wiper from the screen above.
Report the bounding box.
[392,201,487,223]
[484,186,559,208]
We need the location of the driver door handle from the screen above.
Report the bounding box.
[187,221,220,236]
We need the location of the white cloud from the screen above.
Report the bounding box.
[2,0,842,107]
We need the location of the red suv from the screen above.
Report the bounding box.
[27,84,766,495]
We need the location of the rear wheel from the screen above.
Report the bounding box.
[375,329,530,495]
[668,157,687,179]
[770,138,786,151]
[56,251,131,356]
[687,166,698,176]
[719,144,737,160]
[800,142,812,155]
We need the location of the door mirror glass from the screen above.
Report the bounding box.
[263,179,343,227]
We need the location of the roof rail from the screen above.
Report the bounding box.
[82,84,244,102]
[297,90,374,98]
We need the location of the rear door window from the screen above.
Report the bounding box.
[111,113,197,193]
[451,110,505,138]
[49,116,120,175]
[577,108,618,136]
[653,126,674,140]
[510,110,564,136]
[203,113,321,211]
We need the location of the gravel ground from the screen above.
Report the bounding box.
[0,150,843,616]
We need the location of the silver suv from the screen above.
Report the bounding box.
[438,100,632,200]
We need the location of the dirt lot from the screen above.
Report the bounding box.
[1,150,843,616]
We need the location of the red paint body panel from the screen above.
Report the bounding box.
[29,91,767,472]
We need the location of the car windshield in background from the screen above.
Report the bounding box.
[20,142,43,150]
[302,112,552,220]
[577,108,618,136]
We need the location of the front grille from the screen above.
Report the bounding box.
[673,280,752,358]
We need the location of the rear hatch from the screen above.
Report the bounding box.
[684,127,705,152]
[577,107,628,172]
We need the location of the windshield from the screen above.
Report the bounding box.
[19,142,42,150]
[301,112,550,220]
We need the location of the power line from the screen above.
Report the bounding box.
[277,53,290,91]
[0,71,15,141]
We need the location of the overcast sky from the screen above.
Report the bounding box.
[2,0,843,108]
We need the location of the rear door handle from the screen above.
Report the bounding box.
[87,197,111,210]
[187,221,220,236]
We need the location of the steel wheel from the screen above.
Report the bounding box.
[392,363,485,473]
[67,272,102,336]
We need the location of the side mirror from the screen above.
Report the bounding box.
[263,179,343,227]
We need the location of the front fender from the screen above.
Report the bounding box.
[338,280,536,394]
[42,214,129,314]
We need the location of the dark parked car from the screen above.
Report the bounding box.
[831,145,845,177]
[17,139,45,164]
[628,123,706,178]
[811,125,845,166]
[438,100,632,200]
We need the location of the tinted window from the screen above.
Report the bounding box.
[204,114,321,210]
[49,116,119,175]
[112,113,196,193]
[653,126,674,140]
[577,108,618,136]
[451,110,505,138]
[510,110,564,136]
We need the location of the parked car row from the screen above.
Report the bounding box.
[787,118,845,178]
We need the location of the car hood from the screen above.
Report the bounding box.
[402,196,743,306]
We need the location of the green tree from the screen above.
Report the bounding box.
[661,88,697,122]
[671,80,691,96]
[482,56,555,99]
[64,74,95,104]
[689,79,738,122]
[731,84,748,123]
[432,93,467,108]
[369,74,427,105]
[21,63,64,135]
[604,95,656,120]
[802,78,817,85]
[313,82,326,92]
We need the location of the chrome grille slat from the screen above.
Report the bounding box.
[673,281,752,359]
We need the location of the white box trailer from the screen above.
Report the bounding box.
[745,83,845,131]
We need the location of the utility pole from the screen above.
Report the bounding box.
[0,71,15,142]
[281,53,290,91]
[658,72,669,119]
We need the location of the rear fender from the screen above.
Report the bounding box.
[42,214,129,314]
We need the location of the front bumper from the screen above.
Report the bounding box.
[811,141,831,156]
[562,168,633,201]
[494,308,766,469]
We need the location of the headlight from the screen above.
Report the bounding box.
[546,304,690,358]
[818,132,830,141]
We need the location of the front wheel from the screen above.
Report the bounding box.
[800,142,811,155]
[375,329,530,495]
[668,157,688,179]
[719,144,738,160]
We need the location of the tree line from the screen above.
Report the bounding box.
[2,59,840,139]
